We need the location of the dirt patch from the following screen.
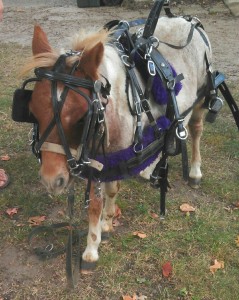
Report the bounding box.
[0,1,238,81]
[0,1,239,299]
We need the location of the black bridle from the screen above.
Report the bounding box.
[29,51,110,177]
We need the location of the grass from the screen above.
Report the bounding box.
[0,43,239,300]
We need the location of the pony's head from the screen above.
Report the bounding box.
[24,25,108,194]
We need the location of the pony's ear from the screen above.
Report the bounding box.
[80,42,104,80]
[32,25,52,55]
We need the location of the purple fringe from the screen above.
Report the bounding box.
[135,54,182,105]
[95,116,170,181]
[92,55,182,181]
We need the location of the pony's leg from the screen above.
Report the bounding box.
[101,181,120,241]
[81,182,103,274]
[188,101,206,188]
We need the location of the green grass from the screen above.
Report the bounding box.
[0,43,239,300]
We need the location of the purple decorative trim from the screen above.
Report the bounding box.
[135,54,182,105]
[95,116,170,182]
[92,54,182,182]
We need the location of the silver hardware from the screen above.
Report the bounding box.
[136,27,144,38]
[45,244,54,252]
[94,80,102,93]
[118,20,130,30]
[114,41,125,53]
[149,36,159,49]
[28,128,34,145]
[133,142,144,153]
[121,55,131,67]
[65,50,82,57]
[167,79,175,90]
[147,60,156,76]
[176,126,188,140]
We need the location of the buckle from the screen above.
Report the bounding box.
[121,55,135,68]
[147,60,156,76]
[176,125,188,140]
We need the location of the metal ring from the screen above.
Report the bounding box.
[176,126,188,140]
[45,243,54,252]
[133,143,144,153]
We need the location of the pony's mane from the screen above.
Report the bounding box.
[21,29,110,76]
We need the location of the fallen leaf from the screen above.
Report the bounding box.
[133,231,147,239]
[209,259,224,274]
[28,215,46,226]
[122,295,136,300]
[235,236,239,247]
[122,294,147,300]
[57,210,65,217]
[150,212,159,219]
[234,201,239,208]
[6,207,19,218]
[162,261,172,278]
[137,296,147,300]
[180,203,196,212]
[114,204,122,219]
[1,154,10,161]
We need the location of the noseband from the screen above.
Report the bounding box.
[21,51,110,176]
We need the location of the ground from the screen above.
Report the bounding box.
[0,1,239,299]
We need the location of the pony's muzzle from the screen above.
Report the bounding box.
[39,173,69,195]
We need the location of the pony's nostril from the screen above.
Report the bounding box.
[55,177,65,188]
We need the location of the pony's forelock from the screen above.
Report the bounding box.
[20,29,110,77]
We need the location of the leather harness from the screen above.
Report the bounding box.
[12,0,239,287]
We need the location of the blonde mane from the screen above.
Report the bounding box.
[21,29,110,77]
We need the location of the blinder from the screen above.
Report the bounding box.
[12,79,39,124]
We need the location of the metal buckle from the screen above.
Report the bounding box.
[147,60,156,76]
[114,41,125,53]
[141,99,150,113]
[65,50,82,57]
[94,80,102,93]
[167,79,175,90]
[149,36,159,49]
[121,55,135,68]
[118,20,130,31]
[176,125,188,140]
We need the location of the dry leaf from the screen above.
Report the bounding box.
[114,204,122,219]
[162,261,172,278]
[209,259,224,274]
[150,212,159,219]
[122,296,134,300]
[122,294,147,300]
[234,201,239,208]
[133,231,147,239]
[6,207,19,218]
[180,203,196,212]
[28,215,46,226]
[235,236,239,247]
[57,210,65,217]
[0,154,10,161]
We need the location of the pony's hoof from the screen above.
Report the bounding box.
[101,231,111,243]
[188,177,201,189]
[80,260,97,274]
